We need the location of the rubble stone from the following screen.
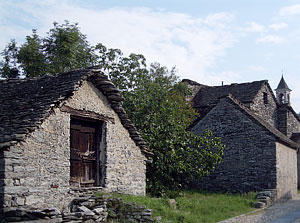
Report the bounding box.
[0,68,149,217]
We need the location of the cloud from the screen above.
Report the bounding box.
[242,22,266,33]
[256,35,283,44]
[279,4,300,16]
[204,12,234,28]
[204,70,242,86]
[0,0,237,84]
[269,22,288,30]
[248,65,267,72]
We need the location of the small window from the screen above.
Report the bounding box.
[279,93,284,104]
[263,92,268,104]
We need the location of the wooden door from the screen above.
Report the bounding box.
[70,118,100,187]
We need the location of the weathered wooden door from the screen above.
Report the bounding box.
[70,118,101,187]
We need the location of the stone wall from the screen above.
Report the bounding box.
[298,152,300,189]
[275,142,297,200]
[1,108,71,211]
[277,104,300,137]
[192,98,278,193]
[0,80,146,213]
[182,79,203,103]
[286,108,300,138]
[250,84,277,127]
[65,81,146,195]
[1,191,156,223]
[277,106,288,135]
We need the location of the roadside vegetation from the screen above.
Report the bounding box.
[98,190,257,223]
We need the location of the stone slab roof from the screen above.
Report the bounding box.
[189,80,270,124]
[224,95,300,150]
[193,80,268,109]
[0,67,150,155]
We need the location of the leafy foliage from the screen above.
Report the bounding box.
[0,21,96,78]
[98,46,225,196]
[96,43,148,92]
[0,21,225,196]
[43,21,96,74]
[0,40,19,78]
[17,30,46,77]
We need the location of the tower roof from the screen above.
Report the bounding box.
[276,76,291,91]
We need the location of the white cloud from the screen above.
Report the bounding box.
[256,35,283,44]
[242,22,266,33]
[248,65,267,72]
[0,0,237,84]
[204,12,234,28]
[279,4,300,16]
[204,70,241,86]
[269,22,288,30]
[0,26,30,49]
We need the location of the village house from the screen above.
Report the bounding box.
[0,67,150,214]
[184,76,300,201]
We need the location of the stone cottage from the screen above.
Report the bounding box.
[184,76,300,201]
[0,67,150,212]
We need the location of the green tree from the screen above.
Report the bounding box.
[0,40,19,78]
[129,66,224,195]
[98,46,225,195]
[43,21,96,74]
[0,21,97,78]
[17,30,46,77]
[96,43,148,92]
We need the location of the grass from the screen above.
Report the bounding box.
[97,190,257,223]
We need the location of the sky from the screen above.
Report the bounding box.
[1,0,300,111]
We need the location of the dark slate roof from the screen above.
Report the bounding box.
[193,80,267,109]
[182,79,204,86]
[0,67,150,155]
[182,79,208,102]
[187,80,270,129]
[223,95,300,150]
[276,76,291,91]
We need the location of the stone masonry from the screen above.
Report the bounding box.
[250,84,277,127]
[191,94,298,201]
[65,81,146,196]
[277,104,300,138]
[186,77,300,200]
[192,97,278,193]
[0,67,149,218]
[1,189,156,222]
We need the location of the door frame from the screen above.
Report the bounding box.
[70,116,103,187]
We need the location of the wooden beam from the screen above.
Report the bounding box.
[60,105,115,124]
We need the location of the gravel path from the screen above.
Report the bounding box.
[219,195,300,223]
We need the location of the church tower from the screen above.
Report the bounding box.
[275,76,291,105]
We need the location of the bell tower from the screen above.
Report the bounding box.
[275,76,291,105]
